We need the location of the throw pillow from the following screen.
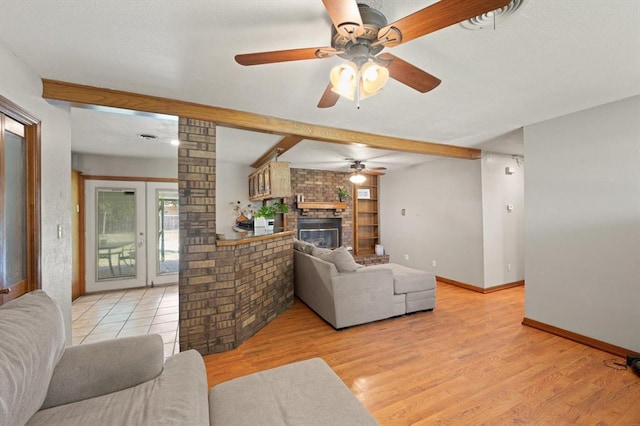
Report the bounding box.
[293,238,305,252]
[293,239,314,254]
[301,242,315,254]
[311,246,332,258]
[319,246,359,273]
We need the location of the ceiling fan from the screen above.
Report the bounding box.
[349,160,386,183]
[235,0,511,108]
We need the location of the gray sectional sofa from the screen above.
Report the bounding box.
[293,240,436,329]
[0,291,378,425]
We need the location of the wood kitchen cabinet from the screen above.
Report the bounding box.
[248,161,292,201]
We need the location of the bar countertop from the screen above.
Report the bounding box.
[216,227,295,246]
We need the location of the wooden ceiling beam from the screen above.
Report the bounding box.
[251,135,303,169]
[41,79,481,160]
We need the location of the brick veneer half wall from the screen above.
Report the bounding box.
[286,168,354,248]
[178,118,293,355]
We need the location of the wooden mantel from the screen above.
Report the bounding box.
[297,202,348,216]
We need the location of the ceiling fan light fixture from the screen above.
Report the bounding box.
[330,60,389,104]
[330,61,358,100]
[349,172,367,184]
[360,61,389,95]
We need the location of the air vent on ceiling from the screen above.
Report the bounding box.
[461,0,526,30]
[138,133,158,141]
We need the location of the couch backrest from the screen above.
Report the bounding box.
[295,250,339,277]
[0,290,66,425]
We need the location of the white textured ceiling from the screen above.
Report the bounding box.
[1,0,639,169]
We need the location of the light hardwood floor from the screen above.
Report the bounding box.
[204,282,640,425]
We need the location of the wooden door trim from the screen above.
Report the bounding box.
[83,175,178,183]
[0,95,42,303]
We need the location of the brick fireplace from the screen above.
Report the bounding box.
[285,168,353,248]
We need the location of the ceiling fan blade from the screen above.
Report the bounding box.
[377,53,441,93]
[369,167,387,171]
[235,47,336,66]
[317,83,340,108]
[322,0,364,38]
[378,0,511,47]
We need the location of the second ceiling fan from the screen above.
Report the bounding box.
[235,0,511,108]
[349,160,386,184]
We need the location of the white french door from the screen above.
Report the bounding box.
[146,182,179,286]
[85,180,178,292]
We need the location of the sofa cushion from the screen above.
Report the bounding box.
[367,263,436,294]
[27,350,209,426]
[209,358,378,425]
[0,291,66,426]
[41,335,165,409]
[318,246,359,273]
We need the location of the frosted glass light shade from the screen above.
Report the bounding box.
[360,62,389,95]
[329,60,389,103]
[330,61,358,100]
[349,173,366,184]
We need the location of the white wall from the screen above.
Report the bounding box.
[524,95,640,352]
[0,42,73,342]
[481,153,525,287]
[379,158,485,285]
[72,153,177,178]
[215,161,255,233]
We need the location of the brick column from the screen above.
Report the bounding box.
[178,118,219,354]
[178,118,294,355]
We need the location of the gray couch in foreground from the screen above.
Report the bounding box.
[0,291,378,425]
[294,241,436,329]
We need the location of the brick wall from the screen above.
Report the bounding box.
[178,118,294,355]
[354,254,390,266]
[233,235,294,343]
[287,168,354,248]
[178,118,217,354]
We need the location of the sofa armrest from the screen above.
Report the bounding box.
[41,334,165,409]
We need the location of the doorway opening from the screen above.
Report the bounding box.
[85,179,178,293]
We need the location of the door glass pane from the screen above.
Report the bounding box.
[156,189,178,275]
[96,189,137,280]
[2,126,27,286]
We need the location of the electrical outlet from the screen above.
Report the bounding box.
[507,263,512,272]
[432,260,437,267]
[403,254,409,261]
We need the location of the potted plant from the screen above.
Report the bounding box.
[337,187,351,202]
[254,202,288,231]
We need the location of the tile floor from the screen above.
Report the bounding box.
[72,284,179,358]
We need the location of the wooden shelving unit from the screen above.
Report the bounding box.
[353,175,379,255]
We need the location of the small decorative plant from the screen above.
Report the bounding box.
[254,202,289,218]
[337,187,351,202]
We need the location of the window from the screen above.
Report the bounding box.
[0,96,41,304]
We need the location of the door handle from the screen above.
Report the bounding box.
[0,288,10,295]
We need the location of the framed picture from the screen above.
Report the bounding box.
[357,188,371,199]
